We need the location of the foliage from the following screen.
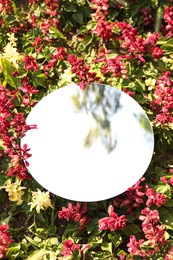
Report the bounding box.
[0,0,173,259]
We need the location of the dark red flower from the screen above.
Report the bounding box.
[23,55,39,71]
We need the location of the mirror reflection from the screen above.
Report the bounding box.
[21,83,154,202]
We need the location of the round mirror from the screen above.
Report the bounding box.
[21,83,154,202]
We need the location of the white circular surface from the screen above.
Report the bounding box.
[21,83,154,201]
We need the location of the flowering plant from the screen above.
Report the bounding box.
[0,0,173,259]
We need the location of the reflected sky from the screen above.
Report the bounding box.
[21,83,154,202]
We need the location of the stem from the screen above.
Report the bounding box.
[154,5,163,33]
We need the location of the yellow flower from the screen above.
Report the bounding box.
[0,33,22,70]
[1,179,25,205]
[28,189,54,213]
[145,78,156,90]
[58,68,74,87]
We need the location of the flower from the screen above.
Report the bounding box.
[1,179,25,205]
[0,225,13,258]
[58,202,89,230]
[145,185,167,207]
[163,6,173,38]
[165,246,173,260]
[150,71,173,124]
[98,205,126,231]
[60,239,80,256]
[28,189,54,213]
[127,235,146,257]
[23,55,39,71]
[0,33,22,70]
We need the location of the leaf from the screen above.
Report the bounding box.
[101,242,112,254]
[6,243,21,258]
[73,11,83,24]
[32,71,46,87]
[82,35,93,48]
[1,58,21,88]
[26,249,47,260]
[123,224,141,236]
[160,39,173,54]
[108,233,123,248]
[160,212,173,230]
[155,183,171,198]
[164,199,173,208]
[24,236,39,247]
[49,27,66,40]
[86,218,98,234]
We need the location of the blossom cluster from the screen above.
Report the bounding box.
[150,71,173,124]
[163,6,173,38]
[128,207,167,257]
[28,189,54,213]
[0,225,13,258]
[98,205,126,231]
[0,85,36,179]
[58,202,89,230]
[1,179,25,205]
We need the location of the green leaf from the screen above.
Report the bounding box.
[6,243,21,258]
[155,183,171,198]
[1,58,21,88]
[161,39,173,54]
[164,199,173,208]
[86,218,98,234]
[73,11,83,24]
[82,35,93,48]
[32,71,46,87]
[160,212,173,230]
[101,242,112,254]
[26,249,47,260]
[24,236,39,247]
[108,233,123,248]
[134,94,147,103]
[49,27,66,40]
[63,3,77,12]
[123,224,141,236]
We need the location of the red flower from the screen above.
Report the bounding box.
[60,239,80,256]
[98,205,126,231]
[23,55,39,71]
[58,202,89,229]
[150,71,173,124]
[0,225,13,258]
[32,37,42,47]
[163,6,173,38]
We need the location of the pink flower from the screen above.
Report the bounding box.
[127,235,146,257]
[93,18,115,41]
[150,46,164,59]
[163,6,173,38]
[0,225,13,258]
[60,239,80,256]
[150,71,173,124]
[98,205,126,231]
[145,185,167,207]
[58,202,89,229]
[165,246,173,260]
